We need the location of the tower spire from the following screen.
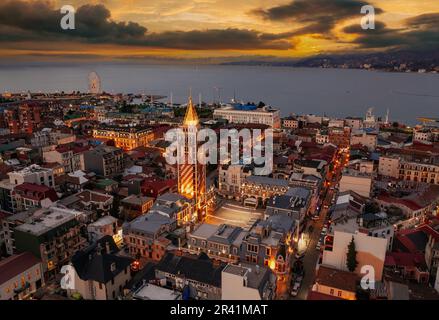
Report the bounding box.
[183,92,199,126]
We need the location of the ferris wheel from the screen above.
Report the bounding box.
[88,71,101,94]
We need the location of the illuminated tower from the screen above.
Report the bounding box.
[177,96,207,222]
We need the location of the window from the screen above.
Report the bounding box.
[338,291,342,297]
[247,244,258,253]
[330,289,334,295]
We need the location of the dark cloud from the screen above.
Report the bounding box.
[343,13,439,50]
[0,0,293,50]
[252,0,382,36]
[140,29,292,50]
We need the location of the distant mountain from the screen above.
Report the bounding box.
[221,50,439,72]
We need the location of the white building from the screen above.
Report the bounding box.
[350,131,377,151]
[218,163,253,199]
[31,129,76,148]
[43,145,86,174]
[339,168,373,198]
[315,130,329,144]
[328,119,345,128]
[213,105,281,128]
[221,263,276,300]
[345,117,363,130]
[0,252,44,300]
[322,230,387,281]
[282,117,299,129]
[8,164,54,188]
[413,126,439,143]
[87,215,122,245]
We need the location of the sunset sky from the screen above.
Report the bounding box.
[0,0,438,62]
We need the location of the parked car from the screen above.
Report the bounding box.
[316,243,321,251]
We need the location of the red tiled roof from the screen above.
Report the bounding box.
[315,266,358,293]
[0,252,41,284]
[40,162,61,169]
[396,235,420,254]
[377,194,422,211]
[385,252,426,268]
[419,224,439,242]
[307,291,345,300]
[76,190,112,203]
[14,183,58,201]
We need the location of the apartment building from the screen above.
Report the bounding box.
[322,230,387,281]
[92,125,154,151]
[378,155,439,185]
[8,164,55,188]
[187,223,247,264]
[241,176,289,208]
[69,236,132,300]
[31,130,76,148]
[339,168,373,198]
[121,195,154,221]
[241,215,295,282]
[218,163,253,200]
[328,127,351,148]
[155,252,224,300]
[84,145,125,178]
[11,183,58,212]
[0,252,44,300]
[265,187,311,223]
[221,263,276,300]
[87,215,122,245]
[282,117,299,129]
[123,212,173,262]
[350,131,378,151]
[43,144,88,174]
[13,206,86,275]
[213,104,281,128]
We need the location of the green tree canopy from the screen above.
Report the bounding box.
[346,237,358,272]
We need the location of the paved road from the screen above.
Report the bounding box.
[293,207,328,299]
[290,148,348,300]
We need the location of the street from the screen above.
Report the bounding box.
[290,147,349,300]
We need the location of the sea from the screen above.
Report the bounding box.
[1,63,438,125]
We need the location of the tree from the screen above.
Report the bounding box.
[346,237,358,272]
[365,201,380,214]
